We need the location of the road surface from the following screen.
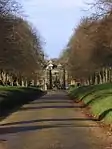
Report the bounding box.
[0,91,112,149]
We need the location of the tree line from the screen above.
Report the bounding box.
[0,0,45,86]
[60,0,112,85]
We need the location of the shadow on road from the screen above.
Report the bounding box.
[30,100,73,104]
[0,117,97,127]
[40,94,69,101]
[0,122,98,134]
[19,105,84,111]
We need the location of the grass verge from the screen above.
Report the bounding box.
[68,83,112,124]
[0,86,45,119]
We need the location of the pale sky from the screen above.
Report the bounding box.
[20,0,92,58]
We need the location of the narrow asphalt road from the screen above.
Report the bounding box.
[0,91,112,149]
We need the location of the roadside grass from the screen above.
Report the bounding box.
[0,86,44,119]
[69,83,112,124]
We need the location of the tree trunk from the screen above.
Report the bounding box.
[99,70,103,84]
[95,73,98,85]
[88,76,91,85]
[91,73,95,85]
[97,73,100,84]
[102,68,106,83]
[105,68,108,83]
[107,68,112,83]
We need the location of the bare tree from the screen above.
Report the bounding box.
[0,0,21,16]
[60,14,112,85]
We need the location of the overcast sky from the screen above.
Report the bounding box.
[20,0,92,58]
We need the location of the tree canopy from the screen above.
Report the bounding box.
[0,0,45,85]
[60,0,112,84]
